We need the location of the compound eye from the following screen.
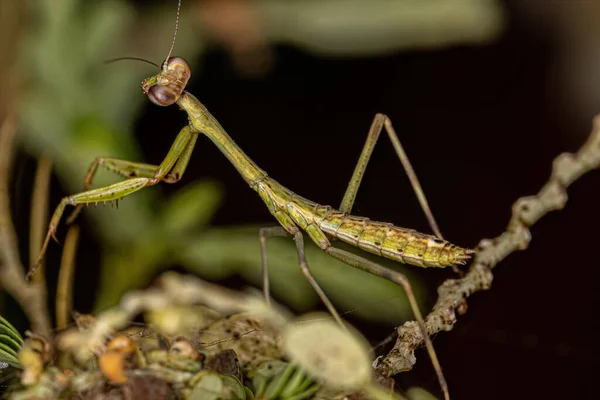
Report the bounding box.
[147,85,177,106]
[167,56,190,70]
[166,57,191,86]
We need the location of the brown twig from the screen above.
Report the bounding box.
[0,114,51,336]
[374,115,600,376]
[29,155,52,286]
[56,225,80,329]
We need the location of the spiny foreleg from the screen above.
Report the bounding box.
[27,126,197,280]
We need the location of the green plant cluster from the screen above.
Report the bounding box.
[6,311,327,400]
[0,315,23,370]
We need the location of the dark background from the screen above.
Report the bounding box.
[11,0,600,398]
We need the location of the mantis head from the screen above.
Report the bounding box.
[142,56,191,107]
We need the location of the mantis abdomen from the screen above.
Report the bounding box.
[254,176,473,268]
[318,213,472,268]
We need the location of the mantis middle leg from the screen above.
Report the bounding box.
[27,126,198,279]
[259,227,347,329]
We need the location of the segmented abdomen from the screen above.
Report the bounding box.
[313,206,473,268]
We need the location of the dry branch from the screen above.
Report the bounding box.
[0,114,51,336]
[29,155,52,286]
[374,115,600,376]
[56,225,80,329]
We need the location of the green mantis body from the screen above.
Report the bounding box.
[28,54,472,399]
[255,172,472,268]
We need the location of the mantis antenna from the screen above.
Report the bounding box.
[163,0,183,71]
[104,57,160,69]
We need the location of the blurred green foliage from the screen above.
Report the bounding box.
[259,0,504,55]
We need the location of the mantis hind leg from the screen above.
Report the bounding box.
[324,245,449,400]
[339,113,443,240]
[259,226,347,330]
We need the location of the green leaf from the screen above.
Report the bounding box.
[189,373,224,400]
[94,236,170,310]
[243,386,254,399]
[0,343,18,359]
[221,375,247,400]
[0,353,21,369]
[279,367,306,398]
[0,316,22,369]
[160,180,223,235]
[250,361,288,396]
[0,335,21,353]
[0,315,23,346]
[284,383,320,400]
[253,377,268,398]
[264,363,296,399]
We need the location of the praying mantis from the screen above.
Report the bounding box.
[27,2,474,399]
